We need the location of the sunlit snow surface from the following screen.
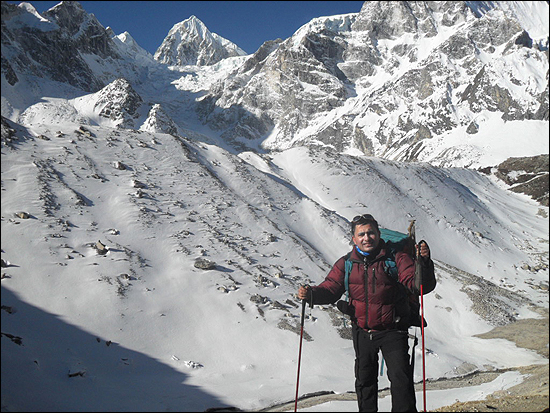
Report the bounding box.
[2,123,547,411]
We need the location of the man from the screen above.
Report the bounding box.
[297,214,433,412]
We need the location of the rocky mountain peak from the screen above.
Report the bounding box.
[113,30,154,61]
[140,103,179,135]
[116,31,143,51]
[42,0,118,59]
[2,1,48,24]
[180,15,209,38]
[41,1,88,34]
[93,78,143,128]
[153,15,247,66]
[1,0,121,92]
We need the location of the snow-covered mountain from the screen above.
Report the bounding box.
[198,1,549,168]
[2,1,548,168]
[2,1,548,202]
[154,15,247,66]
[1,1,549,411]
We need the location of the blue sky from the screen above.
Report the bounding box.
[23,1,365,55]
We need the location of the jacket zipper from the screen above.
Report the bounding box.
[363,257,369,327]
[372,267,376,294]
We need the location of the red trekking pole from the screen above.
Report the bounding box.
[294,297,307,412]
[413,231,427,412]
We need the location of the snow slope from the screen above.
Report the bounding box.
[2,117,547,411]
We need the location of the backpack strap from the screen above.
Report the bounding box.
[344,253,353,302]
[383,247,399,281]
[383,256,398,280]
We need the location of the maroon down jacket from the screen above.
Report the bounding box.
[310,240,417,331]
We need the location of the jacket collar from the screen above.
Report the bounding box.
[350,239,387,262]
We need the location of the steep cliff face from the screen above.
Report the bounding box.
[196,1,548,166]
[1,1,117,91]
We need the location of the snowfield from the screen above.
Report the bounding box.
[1,119,547,411]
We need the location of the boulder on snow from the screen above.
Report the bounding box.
[15,211,30,219]
[131,179,146,189]
[95,240,108,255]
[194,258,216,270]
[114,161,126,170]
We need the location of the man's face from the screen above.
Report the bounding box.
[352,223,380,253]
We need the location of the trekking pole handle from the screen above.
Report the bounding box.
[299,284,313,308]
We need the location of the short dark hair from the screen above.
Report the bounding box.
[351,214,380,235]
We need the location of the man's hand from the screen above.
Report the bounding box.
[417,240,430,260]
[297,285,311,301]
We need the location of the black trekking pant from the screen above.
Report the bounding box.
[352,324,417,412]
